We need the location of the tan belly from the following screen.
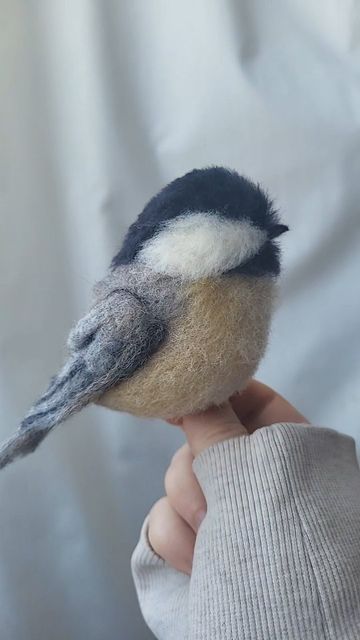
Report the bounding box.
[98,276,275,419]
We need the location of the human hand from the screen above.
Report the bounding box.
[148,380,308,574]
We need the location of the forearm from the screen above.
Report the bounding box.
[132,424,360,639]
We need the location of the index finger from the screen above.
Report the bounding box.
[230,380,309,433]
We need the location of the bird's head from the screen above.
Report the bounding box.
[112,167,288,279]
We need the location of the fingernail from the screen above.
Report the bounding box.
[195,509,206,531]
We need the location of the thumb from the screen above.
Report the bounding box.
[182,401,248,457]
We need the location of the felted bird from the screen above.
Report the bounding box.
[0,167,288,470]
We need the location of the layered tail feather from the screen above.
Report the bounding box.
[0,357,96,470]
[0,287,166,471]
[0,427,51,470]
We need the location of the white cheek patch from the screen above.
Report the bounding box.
[137,212,267,279]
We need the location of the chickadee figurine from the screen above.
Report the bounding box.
[0,167,288,470]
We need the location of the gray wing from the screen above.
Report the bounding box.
[0,289,166,469]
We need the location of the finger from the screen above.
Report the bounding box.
[182,401,248,457]
[231,380,309,433]
[165,444,207,532]
[167,417,183,426]
[148,497,195,575]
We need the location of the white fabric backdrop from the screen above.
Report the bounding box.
[1,1,360,638]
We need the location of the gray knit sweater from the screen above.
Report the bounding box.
[132,424,360,639]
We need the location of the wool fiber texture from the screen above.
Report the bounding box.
[0,267,179,468]
[0,167,287,469]
[112,167,280,268]
[137,213,267,279]
[99,275,275,418]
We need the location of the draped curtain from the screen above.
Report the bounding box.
[1,1,359,638]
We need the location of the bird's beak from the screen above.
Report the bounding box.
[268,224,289,239]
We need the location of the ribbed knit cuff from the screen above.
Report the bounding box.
[131,517,190,640]
[190,423,360,639]
[132,425,360,639]
[193,423,355,500]
[132,516,164,569]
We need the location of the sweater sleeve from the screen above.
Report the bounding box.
[131,518,190,640]
[132,424,360,640]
